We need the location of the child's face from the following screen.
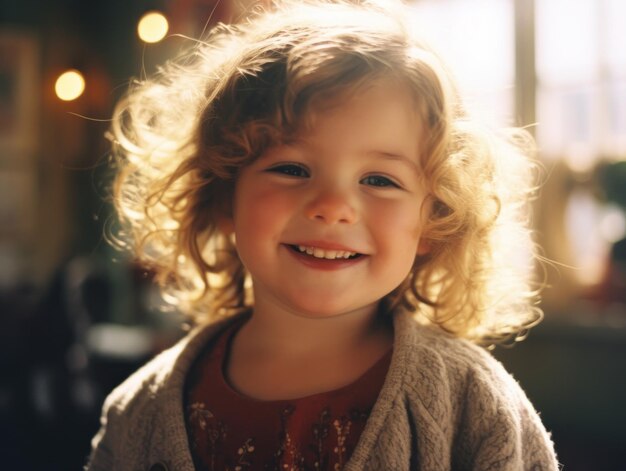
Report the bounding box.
[230,81,430,319]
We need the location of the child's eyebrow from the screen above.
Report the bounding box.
[368,150,420,171]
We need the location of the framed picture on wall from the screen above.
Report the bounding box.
[0,30,39,162]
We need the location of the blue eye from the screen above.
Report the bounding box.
[267,164,309,177]
[361,175,399,188]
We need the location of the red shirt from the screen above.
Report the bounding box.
[184,318,392,471]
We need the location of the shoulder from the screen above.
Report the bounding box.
[395,309,515,395]
[392,309,539,427]
[100,338,187,417]
[391,310,559,469]
[87,313,244,470]
[102,312,241,415]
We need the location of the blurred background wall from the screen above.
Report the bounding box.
[0,0,624,469]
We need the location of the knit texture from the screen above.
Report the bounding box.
[86,309,559,471]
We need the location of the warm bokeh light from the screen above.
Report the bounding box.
[54,69,85,101]
[137,11,169,43]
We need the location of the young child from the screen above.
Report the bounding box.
[87,0,559,469]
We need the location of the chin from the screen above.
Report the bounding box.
[285,299,376,320]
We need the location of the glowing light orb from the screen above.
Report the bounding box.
[138,11,169,43]
[55,70,85,101]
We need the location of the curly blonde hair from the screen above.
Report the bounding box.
[110,0,543,344]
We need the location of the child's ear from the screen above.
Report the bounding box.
[215,194,235,235]
[217,215,235,235]
[416,238,430,256]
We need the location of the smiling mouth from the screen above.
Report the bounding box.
[288,244,362,260]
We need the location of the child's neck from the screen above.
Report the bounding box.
[225,301,394,401]
[235,301,392,358]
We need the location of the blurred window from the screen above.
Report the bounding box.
[536,0,626,290]
[536,0,626,169]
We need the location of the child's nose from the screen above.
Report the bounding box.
[304,189,358,225]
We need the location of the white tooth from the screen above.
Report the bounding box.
[297,245,358,259]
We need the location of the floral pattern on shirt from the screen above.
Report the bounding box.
[186,400,372,471]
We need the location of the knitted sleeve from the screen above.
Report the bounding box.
[451,347,560,471]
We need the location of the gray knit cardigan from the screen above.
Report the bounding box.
[86,308,559,470]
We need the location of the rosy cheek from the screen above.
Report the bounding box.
[255,187,296,213]
[375,200,422,231]
[236,186,295,228]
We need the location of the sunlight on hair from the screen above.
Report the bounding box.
[137,11,169,44]
[55,69,85,101]
[207,272,228,288]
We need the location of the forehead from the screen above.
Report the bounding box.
[304,78,421,129]
[293,80,424,160]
